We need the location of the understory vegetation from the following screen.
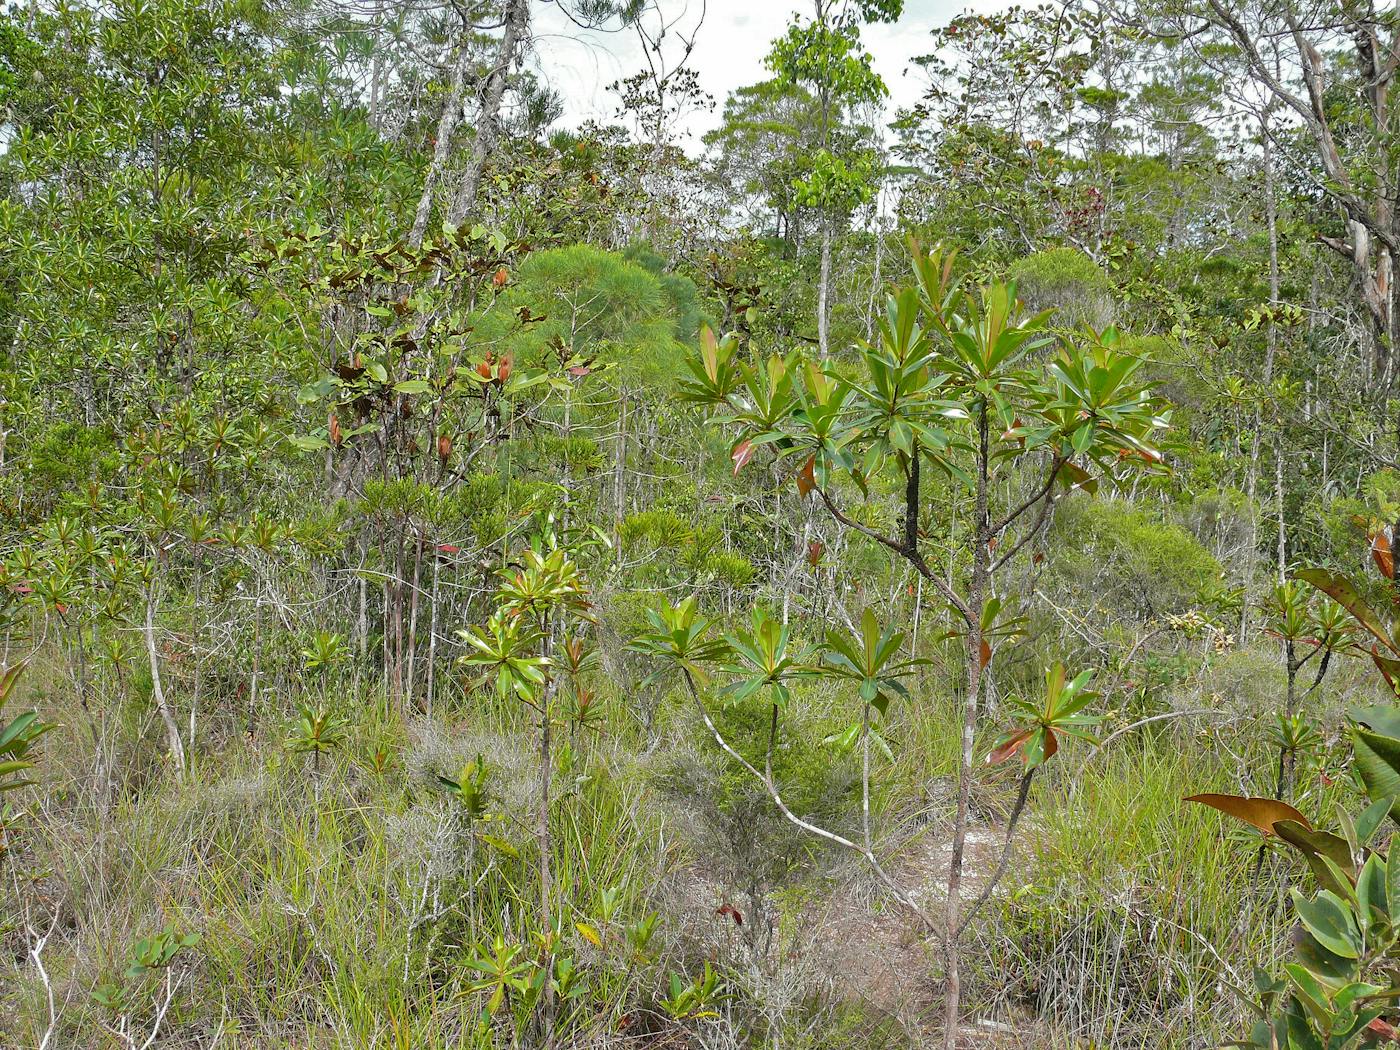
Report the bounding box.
[5,0,1400,1048]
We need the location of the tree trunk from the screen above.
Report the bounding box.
[942,403,992,1050]
[1243,115,1281,644]
[818,221,833,358]
[405,530,423,712]
[450,0,531,227]
[426,548,441,717]
[391,532,406,712]
[537,621,556,1050]
[144,590,186,776]
[408,36,473,250]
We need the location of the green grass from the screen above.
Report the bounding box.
[2,640,1375,1049]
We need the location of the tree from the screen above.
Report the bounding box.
[1154,0,1400,391]
[680,242,1167,1047]
[705,80,823,251]
[764,1,898,356]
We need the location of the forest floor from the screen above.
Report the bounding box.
[664,818,1033,1047]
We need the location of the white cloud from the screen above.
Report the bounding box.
[527,0,1006,145]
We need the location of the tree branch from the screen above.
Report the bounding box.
[816,486,973,624]
[681,669,941,938]
[956,767,1034,937]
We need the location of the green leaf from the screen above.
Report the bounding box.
[479,833,518,858]
[1356,853,1387,933]
[1357,797,1394,845]
[1291,889,1362,959]
[1350,726,1400,816]
[1275,820,1356,895]
[1350,705,1400,739]
[1296,568,1393,651]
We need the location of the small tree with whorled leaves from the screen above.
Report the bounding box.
[677,241,1168,1047]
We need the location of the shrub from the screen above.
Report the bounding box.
[1008,247,1115,329]
[1049,495,1223,621]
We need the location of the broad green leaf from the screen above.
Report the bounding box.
[1295,568,1393,651]
[1350,726,1400,816]
[1291,889,1362,959]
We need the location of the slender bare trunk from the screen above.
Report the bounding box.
[408,36,473,249]
[538,618,556,1050]
[426,548,441,716]
[1243,116,1280,644]
[1276,437,1287,581]
[450,0,531,227]
[943,403,992,1050]
[405,530,423,712]
[144,590,186,776]
[248,578,262,738]
[188,563,202,753]
[818,221,832,357]
[392,533,405,712]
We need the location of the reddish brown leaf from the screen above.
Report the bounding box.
[806,541,825,566]
[988,729,1033,765]
[568,365,591,376]
[715,903,744,926]
[1374,529,1396,580]
[731,439,755,475]
[796,455,816,498]
[497,353,513,384]
[1374,646,1400,693]
[493,267,509,289]
[328,411,343,447]
[437,434,453,462]
[1367,1017,1400,1043]
[1184,793,1311,834]
[979,638,992,669]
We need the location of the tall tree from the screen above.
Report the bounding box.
[765,0,900,356]
[1157,0,1400,390]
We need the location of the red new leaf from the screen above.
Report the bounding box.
[988,729,1033,765]
[796,455,816,498]
[715,903,744,926]
[1374,529,1396,580]
[731,439,755,474]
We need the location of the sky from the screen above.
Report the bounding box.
[529,0,999,145]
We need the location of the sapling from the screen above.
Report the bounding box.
[458,523,597,1050]
[288,631,351,778]
[679,242,1167,1044]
